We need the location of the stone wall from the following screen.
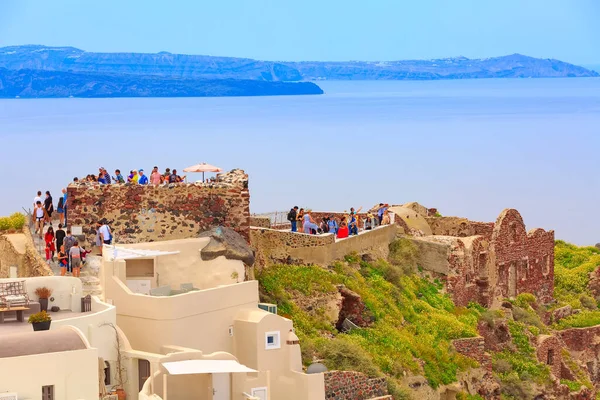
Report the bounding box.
[0,227,52,278]
[536,335,562,378]
[452,337,492,371]
[426,216,494,238]
[324,371,388,400]
[250,225,400,268]
[490,209,554,304]
[66,170,250,245]
[249,216,271,228]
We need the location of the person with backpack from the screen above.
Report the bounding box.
[63,229,76,274]
[288,206,299,232]
[97,220,113,256]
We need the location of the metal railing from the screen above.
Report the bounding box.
[251,211,290,228]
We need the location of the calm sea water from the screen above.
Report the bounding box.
[1,78,599,244]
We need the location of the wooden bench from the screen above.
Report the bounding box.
[0,306,30,323]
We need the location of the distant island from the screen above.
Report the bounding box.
[0,45,597,98]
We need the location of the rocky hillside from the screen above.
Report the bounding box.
[0,68,324,98]
[0,46,597,83]
[256,239,600,399]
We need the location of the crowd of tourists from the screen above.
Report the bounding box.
[32,189,113,277]
[286,203,391,239]
[76,166,190,185]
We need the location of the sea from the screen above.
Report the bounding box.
[1,78,599,245]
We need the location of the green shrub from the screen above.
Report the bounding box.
[0,212,25,231]
[317,336,381,377]
[511,306,546,332]
[560,379,583,392]
[499,372,533,399]
[514,293,536,308]
[388,238,419,272]
[554,310,600,330]
[479,309,497,328]
[579,294,597,310]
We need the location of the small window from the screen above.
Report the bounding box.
[547,349,554,365]
[228,326,234,337]
[104,361,111,385]
[265,331,281,350]
[42,385,54,400]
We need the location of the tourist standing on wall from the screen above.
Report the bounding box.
[150,166,162,185]
[97,220,113,256]
[138,169,149,185]
[377,203,388,225]
[288,206,298,232]
[62,188,68,227]
[43,191,54,223]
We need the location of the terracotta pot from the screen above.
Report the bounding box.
[32,320,51,331]
[39,298,49,312]
[116,388,126,400]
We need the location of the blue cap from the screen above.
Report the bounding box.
[139,169,144,172]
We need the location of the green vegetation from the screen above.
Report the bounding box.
[257,239,600,396]
[257,242,480,391]
[553,240,600,329]
[560,379,583,392]
[0,212,26,231]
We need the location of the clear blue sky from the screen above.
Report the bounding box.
[0,0,599,64]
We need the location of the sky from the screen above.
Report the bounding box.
[0,0,599,64]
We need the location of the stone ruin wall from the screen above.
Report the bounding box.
[490,209,554,305]
[324,370,389,400]
[452,337,492,371]
[0,226,52,278]
[67,170,250,245]
[426,216,495,238]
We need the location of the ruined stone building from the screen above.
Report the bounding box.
[403,206,554,307]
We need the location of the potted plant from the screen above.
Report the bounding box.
[35,287,53,312]
[28,311,52,331]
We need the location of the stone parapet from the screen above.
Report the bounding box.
[324,370,388,400]
[67,170,250,245]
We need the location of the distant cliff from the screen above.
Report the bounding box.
[0,45,597,98]
[286,54,600,80]
[0,68,324,99]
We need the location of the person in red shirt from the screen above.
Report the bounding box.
[44,226,56,261]
[336,221,349,239]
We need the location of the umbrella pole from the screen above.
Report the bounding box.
[203,172,205,182]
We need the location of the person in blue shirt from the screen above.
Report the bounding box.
[62,188,68,227]
[138,169,149,185]
[327,215,338,235]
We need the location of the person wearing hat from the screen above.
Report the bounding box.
[138,169,149,185]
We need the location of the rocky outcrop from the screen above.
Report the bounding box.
[199,226,255,266]
[336,285,373,331]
